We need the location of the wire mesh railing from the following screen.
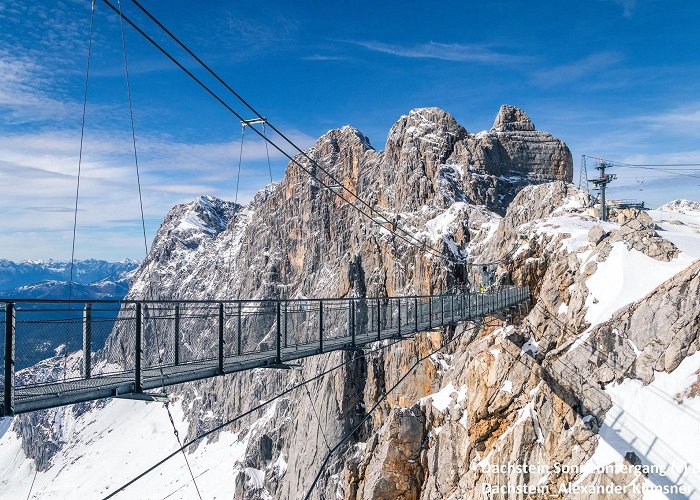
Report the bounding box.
[0,285,530,415]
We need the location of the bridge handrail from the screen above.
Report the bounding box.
[0,284,524,305]
[0,285,530,416]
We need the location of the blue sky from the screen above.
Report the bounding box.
[1,0,699,260]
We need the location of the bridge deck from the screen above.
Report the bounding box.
[2,287,530,415]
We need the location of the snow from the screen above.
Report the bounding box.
[0,397,263,499]
[498,382,542,443]
[521,337,540,357]
[424,202,467,243]
[571,240,693,350]
[649,208,700,259]
[657,199,700,216]
[577,351,700,498]
[243,467,265,489]
[557,301,568,315]
[500,380,513,394]
[458,409,469,429]
[430,352,452,372]
[532,215,616,254]
[273,453,287,476]
[582,242,692,330]
[178,211,212,233]
[419,382,467,413]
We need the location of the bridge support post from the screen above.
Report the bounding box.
[397,299,402,338]
[428,295,432,329]
[3,302,15,416]
[174,304,180,366]
[218,303,225,375]
[441,295,444,326]
[349,300,356,348]
[134,303,142,393]
[319,301,324,354]
[376,299,381,341]
[276,302,282,364]
[451,294,455,324]
[83,303,92,379]
[283,301,288,348]
[237,301,242,356]
[414,297,418,332]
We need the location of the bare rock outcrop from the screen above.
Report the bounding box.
[559,258,700,387]
[492,104,536,132]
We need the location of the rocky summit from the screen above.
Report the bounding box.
[1,106,699,499]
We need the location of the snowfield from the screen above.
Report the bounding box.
[577,350,700,499]
[0,398,275,499]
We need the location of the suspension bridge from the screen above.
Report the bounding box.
[0,287,529,417]
[0,3,535,496]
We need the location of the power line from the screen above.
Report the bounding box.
[583,155,700,180]
[626,167,700,170]
[616,165,700,180]
[100,0,454,264]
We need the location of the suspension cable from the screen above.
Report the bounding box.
[103,334,411,498]
[117,1,202,497]
[301,373,332,452]
[125,0,447,259]
[65,0,96,383]
[220,123,247,303]
[302,322,479,499]
[100,0,454,264]
[234,124,245,205]
[262,122,274,185]
[118,0,147,260]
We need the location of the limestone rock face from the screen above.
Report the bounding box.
[560,259,700,386]
[492,104,536,132]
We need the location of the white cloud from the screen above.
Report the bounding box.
[0,50,81,123]
[531,52,624,87]
[343,40,527,64]
[301,54,347,62]
[634,103,700,138]
[0,127,315,260]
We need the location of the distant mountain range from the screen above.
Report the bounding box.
[0,259,140,299]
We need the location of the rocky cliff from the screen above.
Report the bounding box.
[2,106,698,500]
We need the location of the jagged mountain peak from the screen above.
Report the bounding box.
[313,125,374,156]
[140,195,240,277]
[174,195,239,235]
[491,103,536,132]
[386,107,467,146]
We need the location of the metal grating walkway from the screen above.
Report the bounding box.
[1,286,529,415]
